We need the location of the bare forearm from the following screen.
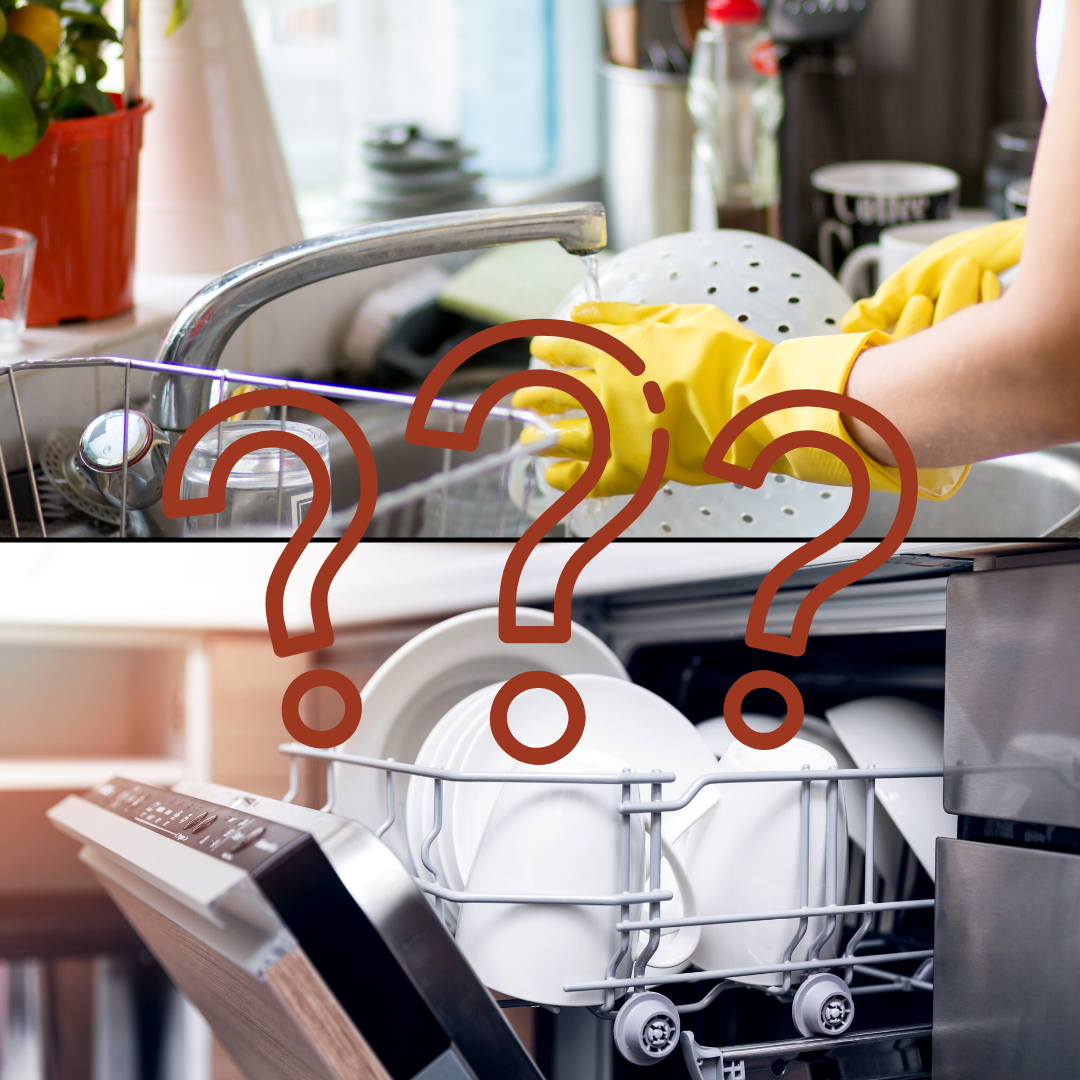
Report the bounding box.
[844,296,1080,467]
[844,0,1080,469]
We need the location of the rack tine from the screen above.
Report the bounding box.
[376,760,397,839]
[7,368,45,536]
[0,425,18,537]
[603,770,634,1014]
[846,768,877,982]
[771,765,813,996]
[320,758,337,813]
[282,755,300,804]
[421,776,446,922]
[438,406,453,538]
[632,775,664,981]
[119,362,131,538]
[807,771,840,961]
[277,385,287,527]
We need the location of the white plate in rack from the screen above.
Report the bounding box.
[825,696,955,881]
[333,607,629,870]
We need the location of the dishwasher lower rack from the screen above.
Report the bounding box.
[0,356,557,538]
[278,741,939,1076]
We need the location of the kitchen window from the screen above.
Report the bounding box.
[242,0,601,231]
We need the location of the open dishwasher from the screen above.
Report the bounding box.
[46,544,1080,1079]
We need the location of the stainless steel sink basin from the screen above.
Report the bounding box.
[310,397,1080,540]
[853,447,1080,539]
[308,387,534,537]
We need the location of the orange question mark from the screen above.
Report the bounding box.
[162,389,379,750]
[408,319,668,765]
[703,389,919,751]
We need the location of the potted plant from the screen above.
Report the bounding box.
[0,0,186,325]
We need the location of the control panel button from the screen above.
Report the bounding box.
[192,814,217,834]
[230,826,265,853]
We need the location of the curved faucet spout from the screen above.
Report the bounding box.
[148,202,606,432]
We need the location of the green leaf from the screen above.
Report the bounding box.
[0,275,5,302]
[0,67,41,160]
[60,10,119,40]
[51,78,113,117]
[0,33,45,97]
[165,0,191,36]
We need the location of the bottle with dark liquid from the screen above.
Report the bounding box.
[688,0,784,238]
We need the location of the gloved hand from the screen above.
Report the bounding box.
[514,302,968,501]
[842,218,1025,338]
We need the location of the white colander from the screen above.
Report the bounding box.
[526,230,857,538]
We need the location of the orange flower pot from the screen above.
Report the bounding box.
[0,95,151,326]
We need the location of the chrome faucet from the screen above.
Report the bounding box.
[71,202,605,530]
[147,202,607,432]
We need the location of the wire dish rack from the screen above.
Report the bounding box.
[277,740,939,1076]
[0,356,557,538]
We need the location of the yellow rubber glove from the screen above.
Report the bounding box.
[842,218,1024,338]
[514,302,968,501]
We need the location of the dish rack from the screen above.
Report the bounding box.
[278,740,939,1078]
[0,356,557,538]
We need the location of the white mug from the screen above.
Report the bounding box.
[454,749,699,1007]
[838,217,997,301]
[812,160,961,276]
[683,737,848,988]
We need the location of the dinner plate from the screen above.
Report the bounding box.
[825,696,955,880]
[450,675,721,890]
[334,607,629,869]
[406,687,495,913]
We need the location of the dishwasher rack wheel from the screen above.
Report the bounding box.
[791,973,854,1037]
[613,991,682,1066]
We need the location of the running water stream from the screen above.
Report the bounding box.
[580,253,601,302]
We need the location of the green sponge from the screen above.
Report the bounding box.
[438,240,600,324]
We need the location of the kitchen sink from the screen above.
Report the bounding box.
[853,447,1080,539]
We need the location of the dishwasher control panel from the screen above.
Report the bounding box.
[85,777,309,873]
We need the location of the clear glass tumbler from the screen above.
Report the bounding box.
[0,228,37,356]
[179,420,332,535]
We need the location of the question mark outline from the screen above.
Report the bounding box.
[704,389,919,658]
[408,319,669,764]
[162,389,380,750]
[163,388,379,656]
[407,319,669,644]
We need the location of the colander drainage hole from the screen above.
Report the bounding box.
[749,261,760,268]
[825,317,837,325]
[773,475,787,484]
[660,522,673,533]
[741,512,755,524]
[733,484,745,490]
[743,243,754,249]
[669,270,680,280]
[791,271,802,279]
[788,296,801,304]
[707,285,717,294]
[782,506,797,517]
[820,491,833,500]
[748,285,760,293]
[738,314,749,322]
[700,507,713,518]
[708,259,719,267]
[778,324,790,333]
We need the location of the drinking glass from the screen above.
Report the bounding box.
[180,420,331,534]
[0,228,37,356]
